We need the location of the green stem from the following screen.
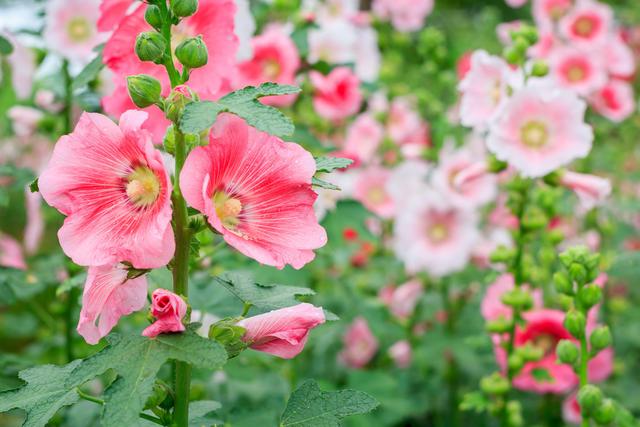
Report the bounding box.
[579,333,589,427]
[62,59,73,134]
[157,1,181,88]
[64,288,77,362]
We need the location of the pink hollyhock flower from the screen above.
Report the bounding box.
[490,195,520,230]
[234,0,256,61]
[372,0,434,32]
[559,171,611,210]
[353,167,395,219]
[310,67,362,121]
[459,50,522,130]
[308,20,358,66]
[481,274,543,322]
[38,110,174,268]
[549,46,607,96]
[589,79,635,122]
[386,160,430,207]
[505,0,528,8]
[0,234,26,270]
[529,31,558,58]
[589,347,614,383]
[35,90,64,113]
[98,0,135,32]
[393,192,479,277]
[343,114,384,164]
[456,51,473,81]
[606,33,636,80]
[142,289,188,338]
[8,106,43,138]
[237,303,325,359]
[562,393,582,425]
[77,264,148,344]
[102,0,238,141]
[533,0,573,30]
[24,190,44,255]
[235,26,300,107]
[339,317,378,368]
[44,0,106,64]
[383,279,424,320]
[389,340,412,368]
[559,1,613,47]
[1,32,35,99]
[486,80,593,178]
[386,98,430,158]
[180,114,326,269]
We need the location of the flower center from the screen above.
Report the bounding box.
[567,64,586,82]
[531,333,557,356]
[520,120,549,148]
[126,166,160,207]
[427,223,449,243]
[213,191,243,230]
[491,80,502,105]
[573,16,596,38]
[367,187,386,205]
[263,59,281,79]
[67,17,92,43]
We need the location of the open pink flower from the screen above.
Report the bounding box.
[0,234,26,270]
[8,106,43,138]
[98,0,135,32]
[180,114,326,269]
[339,317,378,368]
[372,0,434,32]
[235,26,300,107]
[386,98,430,158]
[549,46,607,96]
[310,67,362,121]
[505,0,528,8]
[481,274,543,322]
[559,171,611,210]
[459,50,522,130]
[38,110,174,268]
[102,0,238,141]
[237,303,325,359]
[486,80,593,178]
[559,1,613,47]
[389,340,412,368]
[353,167,395,219]
[142,289,187,338]
[77,264,148,344]
[343,114,384,164]
[589,79,635,122]
[605,33,636,80]
[533,0,573,30]
[382,279,424,320]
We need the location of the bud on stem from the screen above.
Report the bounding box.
[127,74,162,108]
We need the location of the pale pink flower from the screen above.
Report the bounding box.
[589,79,635,122]
[559,1,613,47]
[234,0,256,61]
[353,167,395,219]
[77,264,148,344]
[313,0,360,23]
[486,80,593,178]
[24,190,44,255]
[102,0,238,141]
[489,194,519,230]
[2,32,35,99]
[339,317,378,368]
[8,106,43,138]
[35,90,64,113]
[562,393,582,425]
[384,279,423,319]
[386,98,430,157]
[481,274,542,322]
[38,110,174,268]
[459,50,522,130]
[343,114,384,164]
[310,67,362,121]
[44,0,106,64]
[559,171,611,210]
[98,0,135,32]
[235,26,300,107]
[388,340,412,368]
[0,234,26,270]
[533,0,574,30]
[505,0,528,8]
[606,32,636,80]
[529,31,558,58]
[372,0,434,32]
[385,160,430,207]
[237,303,325,359]
[393,191,479,277]
[142,289,188,338]
[549,46,607,96]
[308,20,358,66]
[180,114,326,269]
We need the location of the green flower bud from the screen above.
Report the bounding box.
[590,326,612,354]
[577,385,603,415]
[517,343,544,362]
[490,246,515,264]
[578,284,602,309]
[506,401,523,427]
[564,310,586,339]
[513,37,529,53]
[521,26,539,44]
[175,35,208,69]
[531,60,549,77]
[556,339,579,365]
[144,5,162,29]
[504,46,522,65]
[522,207,548,231]
[480,373,510,395]
[135,31,166,63]
[593,399,616,424]
[501,288,534,309]
[508,353,524,373]
[486,317,512,334]
[543,171,561,186]
[209,318,247,358]
[170,0,198,17]
[165,85,196,122]
[569,263,588,284]
[548,229,564,245]
[127,74,162,108]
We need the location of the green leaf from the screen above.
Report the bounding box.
[312,176,340,191]
[608,252,640,280]
[67,328,226,427]
[72,51,105,91]
[280,380,378,427]
[459,391,489,413]
[189,400,222,427]
[180,83,300,137]
[0,361,81,427]
[29,178,39,193]
[0,35,13,55]
[214,271,315,312]
[314,157,353,174]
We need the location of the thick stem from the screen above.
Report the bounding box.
[579,332,590,427]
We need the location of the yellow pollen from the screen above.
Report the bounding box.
[567,65,585,82]
[491,80,502,105]
[67,17,92,42]
[213,191,243,230]
[263,59,281,79]
[520,120,549,148]
[125,167,160,206]
[574,17,595,37]
[428,223,448,243]
[532,334,556,356]
[367,187,386,204]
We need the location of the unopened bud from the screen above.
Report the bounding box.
[175,36,208,69]
[501,288,534,310]
[486,317,512,334]
[577,385,603,415]
[577,284,602,309]
[480,373,510,395]
[531,60,549,77]
[590,326,612,354]
[556,339,579,365]
[507,354,524,373]
[127,74,162,108]
[135,31,166,63]
[490,246,515,264]
[569,263,587,284]
[171,0,198,17]
[593,398,616,424]
[145,5,162,29]
[564,310,586,339]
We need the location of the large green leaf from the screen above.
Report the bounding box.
[314,157,353,173]
[180,83,300,137]
[0,361,81,427]
[280,380,378,427]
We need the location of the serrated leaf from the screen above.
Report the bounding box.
[180,83,300,137]
[72,46,104,91]
[0,35,13,55]
[0,361,81,427]
[280,380,378,427]
[312,177,340,191]
[67,327,226,427]
[189,400,222,427]
[214,271,314,312]
[314,157,353,173]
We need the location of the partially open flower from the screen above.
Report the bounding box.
[559,171,611,210]
[339,317,378,368]
[310,67,362,121]
[142,289,188,338]
[559,1,613,47]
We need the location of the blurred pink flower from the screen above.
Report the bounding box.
[487,80,593,178]
[559,1,613,47]
[142,289,187,338]
[77,264,148,344]
[340,317,378,368]
[372,0,434,32]
[343,114,384,164]
[38,110,174,268]
[98,0,135,31]
[496,21,524,45]
[562,393,582,425]
[8,106,43,138]
[505,0,528,8]
[386,98,430,158]
[389,340,412,368]
[559,171,611,210]
[24,190,44,255]
[0,234,26,270]
[606,32,636,80]
[533,0,573,30]
[1,32,35,99]
[180,114,326,269]
[481,274,542,322]
[310,67,362,122]
[382,279,423,320]
[237,303,325,359]
[353,167,395,219]
[589,79,635,123]
[549,46,607,96]
[35,90,64,113]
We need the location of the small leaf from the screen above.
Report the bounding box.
[459,392,489,413]
[280,379,378,427]
[312,176,340,191]
[314,156,353,173]
[72,49,105,91]
[29,178,39,193]
[180,83,300,137]
[0,35,13,55]
[189,400,221,426]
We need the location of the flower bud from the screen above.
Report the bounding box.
[553,271,573,295]
[547,229,564,245]
[531,60,549,77]
[145,5,162,29]
[490,245,515,264]
[504,46,522,65]
[171,0,198,17]
[165,84,196,122]
[569,263,587,284]
[577,284,602,309]
[144,380,170,410]
[590,326,612,354]
[556,339,579,365]
[517,343,544,362]
[480,373,510,395]
[501,288,533,309]
[513,37,529,54]
[486,317,512,334]
[175,36,208,69]
[209,318,247,358]
[127,74,162,108]
[577,385,603,415]
[521,207,547,231]
[487,155,508,173]
[593,399,616,424]
[507,354,524,373]
[564,310,586,339]
[135,31,166,63]
[506,400,523,427]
